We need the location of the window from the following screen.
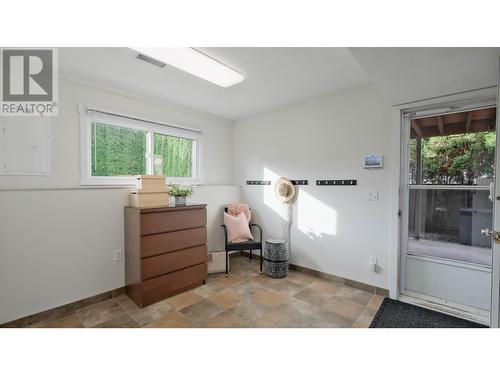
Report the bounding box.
[91,122,147,177]
[153,133,193,177]
[80,106,201,185]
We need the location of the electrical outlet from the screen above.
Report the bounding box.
[114,249,123,261]
[369,256,378,272]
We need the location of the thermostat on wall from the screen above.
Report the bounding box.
[363,155,383,169]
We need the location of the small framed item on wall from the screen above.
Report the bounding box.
[363,155,383,169]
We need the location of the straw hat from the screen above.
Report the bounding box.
[274,177,296,203]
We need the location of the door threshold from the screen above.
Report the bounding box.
[399,292,490,326]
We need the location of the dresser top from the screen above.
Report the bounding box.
[125,203,206,213]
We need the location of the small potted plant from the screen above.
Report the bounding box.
[169,184,193,206]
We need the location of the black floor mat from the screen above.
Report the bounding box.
[370,298,487,328]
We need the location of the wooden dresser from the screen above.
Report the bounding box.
[124,204,208,308]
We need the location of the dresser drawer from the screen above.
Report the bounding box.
[141,227,207,258]
[141,208,206,235]
[141,245,207,280]
[141,263,207,305]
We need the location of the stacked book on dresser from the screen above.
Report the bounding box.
[130,175,170,208]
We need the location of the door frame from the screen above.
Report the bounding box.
[389,88,498,325]
[491,61,500,328]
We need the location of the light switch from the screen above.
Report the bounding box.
[366,190,379,201]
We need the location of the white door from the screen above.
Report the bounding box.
[400,98,497,325]
[490,57,500,328]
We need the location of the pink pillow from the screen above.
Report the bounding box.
[226,203,251,222]
[224,212,254,243]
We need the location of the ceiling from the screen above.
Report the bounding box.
[350,47,500,105]
[59,47,370,120]
[60,47,500,120]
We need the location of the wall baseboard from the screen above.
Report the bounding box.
[0,287,125,328]
[237,252,389,296]
[288,264,389,296]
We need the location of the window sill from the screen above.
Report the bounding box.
[80,176,202,187]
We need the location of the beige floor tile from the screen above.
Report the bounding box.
[95,313,140,328]
[352,307,377,328]
[113,294,139,312]
[256,274,283,285]
[334,285,374,305]
[251,288,289,308]
[255,309,291,328]
[144,311,193,328]
[367,295,385,311]
[352,320,371,328]
[128,300,173,326]
[180,299,223,325]
[76,300,126,328]
[307,280,342,295]
[256,303,315,328]
[165,290,204,311]
[207,288,242,310]
[211,274,245,288]
[269,279,306,296]
[286,271,316,286]
[323,297,365,321]
[30,314,84,328]
[294,288,332,306]
[229,298,271,323]
[267,299,317,328]
[193,281,227,298]
[202,311,252,328]
[231,280,265,295]
[237,268,263,279]
[312,308,355,328]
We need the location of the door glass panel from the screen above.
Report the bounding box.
[408,188,492,266]
[409,131,496,185]
[407,107,496,266]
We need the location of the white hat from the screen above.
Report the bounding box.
[274,177,296,203]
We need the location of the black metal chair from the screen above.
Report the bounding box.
[221,207,263,277]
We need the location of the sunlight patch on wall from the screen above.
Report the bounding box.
[297,190,337,238]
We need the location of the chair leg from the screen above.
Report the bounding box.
[225,250,229,278]
[260,246,263,274]
[249,250,252,261]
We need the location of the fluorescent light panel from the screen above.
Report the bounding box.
[133,47,244,87]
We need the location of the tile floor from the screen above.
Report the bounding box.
[25,254,384,328]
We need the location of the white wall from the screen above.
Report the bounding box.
[0,75,238,324]
[234,85,392,289]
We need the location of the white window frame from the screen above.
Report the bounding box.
[79,105,202,186]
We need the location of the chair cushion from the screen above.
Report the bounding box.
[224,212,254,243]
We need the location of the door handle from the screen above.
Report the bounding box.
[481,228,493,236]
[482,229,500,243]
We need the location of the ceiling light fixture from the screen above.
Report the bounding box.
[132,47,244,88]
